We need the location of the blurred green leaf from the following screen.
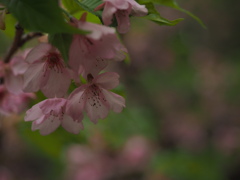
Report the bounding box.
[19,121,87,158]
[48,33,73,63]
[139,0,206,28]
[62,0,83,14]
[98,107,158,148]
[1,14,16,37]
[142,2,183,26]
[151,150,226,180]
[73,0,102,20]
[0,0,87,34]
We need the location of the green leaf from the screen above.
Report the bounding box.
[0,0,87,34]
[139,0,206,28]
[48,33,73,63]
[62,0,83,14]
[143,2,183,26]
[73,0,102,19]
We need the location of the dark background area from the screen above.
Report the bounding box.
[1,0,240,179]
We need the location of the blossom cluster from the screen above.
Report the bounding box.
[0,0,148,135]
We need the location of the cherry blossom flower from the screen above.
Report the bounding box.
[95,0,148,33]
[67,72,125,123]
[0,50,30,94]
[25,98,84,135]
[69,13,127,78]
[0,85,35,116]
[23,43,73,98]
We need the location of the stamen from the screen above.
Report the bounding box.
[43,52,65,74]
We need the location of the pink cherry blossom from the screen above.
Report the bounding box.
[95,0,148,33]
[25,98,84,135]
[0,50,30,94]
[67,72,125,123]
[69,14,127,78]
[0,85,35,116]
[23,43,73,98]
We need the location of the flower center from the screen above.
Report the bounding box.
[43,52,64,73]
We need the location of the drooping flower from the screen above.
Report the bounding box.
[67,72,125,123]
[23,43,73,98]
[25,98,83,135]
[69,13,127,78]
[0,50,30,94]
[95,0,148,33]
[0,85,35,116]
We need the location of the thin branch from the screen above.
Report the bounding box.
[4,23,24,63]
[19,32,43,47]
[3,23,43,63]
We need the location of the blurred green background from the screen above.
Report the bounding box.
[1,0,240,180]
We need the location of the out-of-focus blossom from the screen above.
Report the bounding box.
[95,0,148,33]
[213,127,240,155]
[118,136,152,169]
[0,50,30,94]
[23,43,73,98]
[66,145,114,180]
[67,72,125,123]
[0,85,35,116]
[25,98,83,135]
[69,13,127,78]
[0,167,13,180]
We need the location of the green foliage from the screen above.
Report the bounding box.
[0,0,87,34]
[62,0,83,14]
[48,33,73,63]
[99,107,158,148]
[73,0,102,20]
[151,150,226,180]
[3,14,17,37]
[19,121,87,158]
[139,0,206,28]
[142,2,183,26]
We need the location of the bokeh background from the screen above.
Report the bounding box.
[1,0,240,179]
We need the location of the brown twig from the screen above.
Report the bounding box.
[3,23,43,63]
[4,23,24,63]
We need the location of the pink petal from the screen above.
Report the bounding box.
[62,114,84,134]
[88,34,125,60]
[31,116,45,128]
[82,55,109,78]
[94,72,120,89]
[41,68,71,98]
[25,102,44,121]
[127,0,148,16]
[101,89,125,113]
[69,35,85,73]
[5,71,23,94]
[115,9,131,34]
[32,115,61,135]
[66,85,87,121]
[23,62,45,92]
[104,0,130,9]
[102,2,117,25]
[11,56,29,75]
[85,88,110,123]
[79,21,115,40]
[39,98,67,115]
[25,43,52,63]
